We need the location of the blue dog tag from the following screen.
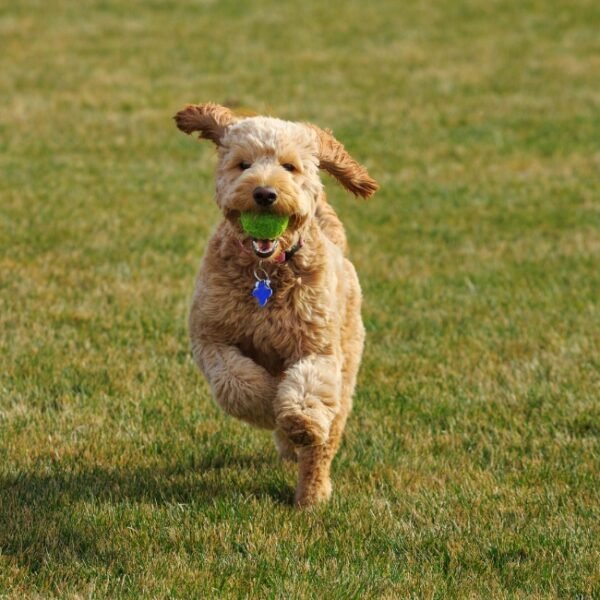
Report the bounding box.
[252,279,273,307]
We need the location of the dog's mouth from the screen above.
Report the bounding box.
[251,238,279,258]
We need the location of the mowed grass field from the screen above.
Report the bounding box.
[1,0,599,597]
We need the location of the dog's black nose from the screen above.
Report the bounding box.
[253,186,277,206]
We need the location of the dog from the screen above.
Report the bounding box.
[174,103,378,506]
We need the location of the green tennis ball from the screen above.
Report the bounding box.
[240,212,289,239]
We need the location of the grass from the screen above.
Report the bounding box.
[1,0,599,597]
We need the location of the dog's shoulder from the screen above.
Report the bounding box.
[315,195,348,255]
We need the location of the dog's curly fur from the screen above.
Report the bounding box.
[174,103,378,506]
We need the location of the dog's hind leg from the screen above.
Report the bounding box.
[273,353,345,506]
[293,344,363,505]
[293,409,348,506]
[273,429,298,462]
[293,335,364,505]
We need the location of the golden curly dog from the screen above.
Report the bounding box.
[174,103,378,506]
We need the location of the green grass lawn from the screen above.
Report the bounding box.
[1,0,599,597]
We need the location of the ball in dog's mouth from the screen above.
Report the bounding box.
[240,212,289,258]
[251,238,279,258]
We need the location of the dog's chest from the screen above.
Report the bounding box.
[227,270,331,371]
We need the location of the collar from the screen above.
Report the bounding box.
[275,236,304,263]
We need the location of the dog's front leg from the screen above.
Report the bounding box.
[194,342,278,429]
[275,354,341,447]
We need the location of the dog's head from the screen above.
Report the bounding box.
[175,103,378,259]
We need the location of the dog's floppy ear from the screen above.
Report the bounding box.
[309,125,378,198]
[174,103,236,146]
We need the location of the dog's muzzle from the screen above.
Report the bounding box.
[252,238,279,258]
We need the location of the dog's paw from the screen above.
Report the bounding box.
[275,357,339,447]
[295,478,332,507]
[276,411,329,447]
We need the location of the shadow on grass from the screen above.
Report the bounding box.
[0,453,294,574]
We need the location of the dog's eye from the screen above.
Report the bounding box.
[282,163,296,172]
[239,161,252,170]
